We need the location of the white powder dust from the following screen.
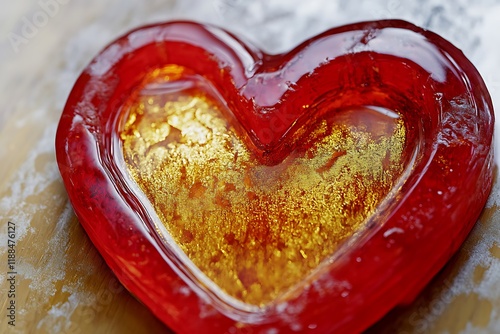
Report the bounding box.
[1,0,500,333]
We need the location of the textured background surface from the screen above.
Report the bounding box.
[1,0,499,333]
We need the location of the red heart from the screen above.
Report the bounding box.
[56,20,494,333]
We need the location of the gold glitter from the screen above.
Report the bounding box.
[120,66,406,306]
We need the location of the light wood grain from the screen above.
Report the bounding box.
[1,1,499,333]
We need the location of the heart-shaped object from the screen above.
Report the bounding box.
[56,20,494,333]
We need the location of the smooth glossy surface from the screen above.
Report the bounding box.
[56,20,494,333]
[120,65,407,307]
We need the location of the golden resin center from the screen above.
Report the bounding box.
[119,66,406,307]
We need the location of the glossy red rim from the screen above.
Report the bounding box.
[56,20,494,333]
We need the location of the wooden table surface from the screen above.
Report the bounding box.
[1,1,499,333]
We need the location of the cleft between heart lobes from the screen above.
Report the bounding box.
[119,66,407,306]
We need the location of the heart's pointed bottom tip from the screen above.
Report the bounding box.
[56,20,494,334]
[120,64,409,307]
